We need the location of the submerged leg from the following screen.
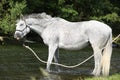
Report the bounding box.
[46,44,58,72]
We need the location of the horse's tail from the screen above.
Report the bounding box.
[101,33,112,76]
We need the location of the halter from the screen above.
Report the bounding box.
[16,25,30,33]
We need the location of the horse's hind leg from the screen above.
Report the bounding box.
[91,44,102,76]
[54,48,59,63]
[53,47,60,71]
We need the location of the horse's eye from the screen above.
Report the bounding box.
[20,24,23,26]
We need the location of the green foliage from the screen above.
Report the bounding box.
[59,4,79,21]
[0,0,26,35]
[91,12,120,22]
[0,0,120,36]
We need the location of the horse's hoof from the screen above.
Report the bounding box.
[57,69,61,73]
[91,72,95,75]
[91,72,101,77]
[46,69,51,73]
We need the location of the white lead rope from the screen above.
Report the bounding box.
[23,34,120,68]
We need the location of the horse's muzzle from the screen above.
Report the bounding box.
[14,32,22,40]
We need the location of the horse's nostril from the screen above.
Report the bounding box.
[14,32,21,39]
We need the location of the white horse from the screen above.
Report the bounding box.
[14,13,112,76]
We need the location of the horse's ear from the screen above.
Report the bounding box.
[20,14,27,24]
[20,14,24,20]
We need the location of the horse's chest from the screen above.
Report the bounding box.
[41,29,59,45]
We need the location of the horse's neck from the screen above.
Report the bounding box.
[30,25,45,35]
[26,18,50,35]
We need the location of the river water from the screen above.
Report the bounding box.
[0,44,119,80]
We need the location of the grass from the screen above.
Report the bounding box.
[0,42,120,80]
[86,74,120,80]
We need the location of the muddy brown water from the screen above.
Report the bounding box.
[0,44,119,80]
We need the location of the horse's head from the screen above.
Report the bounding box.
[14,19,30,40]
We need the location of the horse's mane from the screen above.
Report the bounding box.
[18,12,68,23]
[24,12,52,19]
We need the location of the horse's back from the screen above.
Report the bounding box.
[57,19,112,34]
[87,20,112,32]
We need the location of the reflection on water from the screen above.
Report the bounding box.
[0,44,119,80]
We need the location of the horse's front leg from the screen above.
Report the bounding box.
[46,44,58,72]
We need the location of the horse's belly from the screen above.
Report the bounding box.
[59,41,89,50]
